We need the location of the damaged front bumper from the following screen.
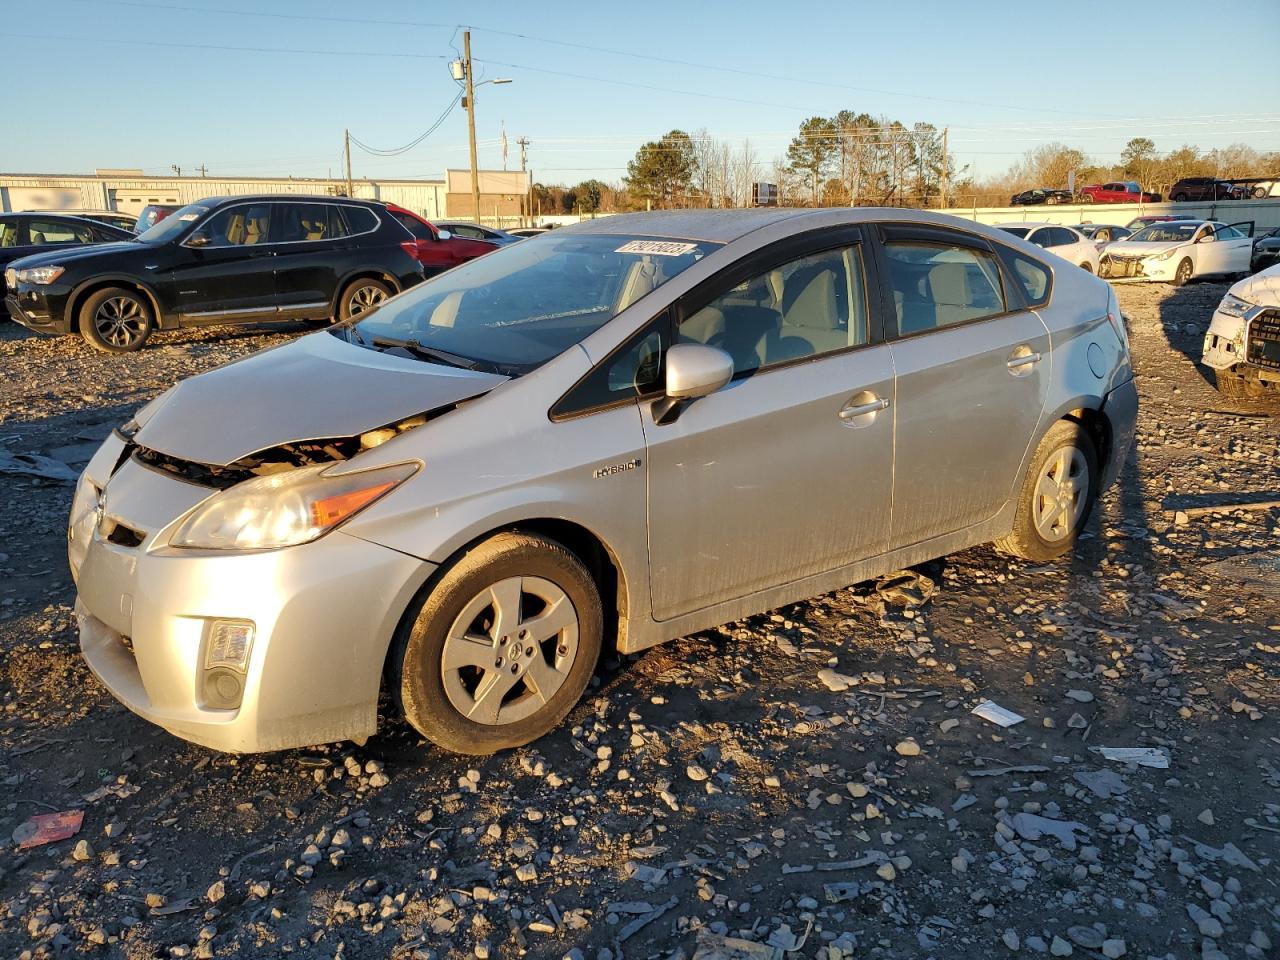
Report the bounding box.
[1099,255,1177,282]
[1203,305,1280,381]
[72,434,435,753]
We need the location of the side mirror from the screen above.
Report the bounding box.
[436,229,452,241]
[1198,233,1216,244]
[186,230,210,248]
[652,343,734,425]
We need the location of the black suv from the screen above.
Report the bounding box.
[1168,178,1240,202]
[5,195,425,352]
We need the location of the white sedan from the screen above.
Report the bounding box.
[995,223,1100,274]
[1099,220,1254,286]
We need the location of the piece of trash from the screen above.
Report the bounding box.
[874,570,936,607]
[1204,549,1280,600]
[12,810,84,849]
[1073,768,1129,799]
[1008,812,1088,851]
[1094,747,1169,769]
[817,668,857,692]
[0,450,79,483]
[693,930,782,960]
[83,781,141,804]
[971,700,1025,727]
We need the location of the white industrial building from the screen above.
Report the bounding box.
[0,169,532,224]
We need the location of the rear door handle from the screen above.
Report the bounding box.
[1006,351,1042,370]
[839,396,890,420]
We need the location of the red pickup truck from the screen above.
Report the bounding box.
[1077,181,1162,204]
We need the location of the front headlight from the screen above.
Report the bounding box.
[170,461,418,551]
[1216,294,1253,318]
[1149,248,1177,262]
[16,265,65,284]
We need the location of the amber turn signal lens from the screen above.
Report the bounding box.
[310,480,398,528]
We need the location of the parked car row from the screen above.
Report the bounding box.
[67,207,1137,753]
[3,195,504,351]
[1010,177,1275,206]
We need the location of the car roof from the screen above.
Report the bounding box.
[994,221,1079,231]
[190,195,385,209]
[561,207,1020,244]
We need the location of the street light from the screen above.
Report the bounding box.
[459,31,513,223]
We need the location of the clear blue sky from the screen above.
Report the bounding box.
[6,0,1279,184]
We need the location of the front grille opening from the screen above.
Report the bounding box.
[104,519,146,548]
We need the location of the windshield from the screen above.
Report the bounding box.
[997,226,1030,239]
[1130,223,1200,243]
[136,203,207,244]
[337,233,719,375]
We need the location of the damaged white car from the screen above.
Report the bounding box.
[1202,263,1280,397]
[1099,219,1254,285]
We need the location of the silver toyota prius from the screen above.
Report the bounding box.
[69,209,1137,755]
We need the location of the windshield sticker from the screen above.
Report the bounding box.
[614,240,698,257]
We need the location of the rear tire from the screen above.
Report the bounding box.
[995,420,1099,562]
[1171,258,1194,286]
[78,287,154,353]
[391,533,603,755]
[337,278,392,321]
[1080,262,1093,274]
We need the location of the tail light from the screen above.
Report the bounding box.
[400,241,421,261]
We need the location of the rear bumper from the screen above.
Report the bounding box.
[1100,376,1138,492]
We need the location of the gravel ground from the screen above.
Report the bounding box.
[0,284,1277,960]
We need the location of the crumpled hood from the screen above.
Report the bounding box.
[1229,263,1280,305]
[134,331,508,466]
[9,241,140,270]
[1102,241,1188,258]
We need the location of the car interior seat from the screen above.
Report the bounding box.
[30,232,46,245]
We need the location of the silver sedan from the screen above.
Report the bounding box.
[70,209,1137,754]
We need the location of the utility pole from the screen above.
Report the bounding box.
[517,136,530,227]
[463,30,480,223]
[940,126,949,209]
[344,129,353,198]
[197,163,208,178]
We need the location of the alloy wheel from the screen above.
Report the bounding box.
[93,296,148,348]
[1032,446,1088,542]
[440,576,580,726]
[1176,260,1192,285]
[348,284,387,316]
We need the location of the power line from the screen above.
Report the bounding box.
[349,90,463,157]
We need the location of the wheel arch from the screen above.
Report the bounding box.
[379,515,632,700]
[64,276,166,332]
[330,268,403,316]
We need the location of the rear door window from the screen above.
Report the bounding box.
[28,219,94,244]
[884,242,1007,334]
[391,211,433,240]
[275,203,340,243]
[1050,227,1079,246]
[340,206,379,236]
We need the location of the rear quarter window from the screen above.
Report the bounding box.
[999,248,1052,308]
[341,206,379,236]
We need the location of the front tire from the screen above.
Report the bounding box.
[79,287,154,353]
[337,278,392,321]
[1173,193,1188,202]
[995,420,1099,562]
[392,533,603,755]
[1171,258,1194,286]
[1080,262,1094,274]
[1214,367,1268,399]
[1080,194,1094,204]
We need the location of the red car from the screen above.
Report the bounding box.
[1077,181,1162,204]
[382,203,496,275]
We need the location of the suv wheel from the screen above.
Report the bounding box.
[79,287,154,353]
[995,420,1099,562]
[339,278,392,320]
[1172,193,1188,202]
[392,533,603,754]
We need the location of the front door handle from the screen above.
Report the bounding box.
[839,395,890,422]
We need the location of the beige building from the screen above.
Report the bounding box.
[0,168,531,225]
